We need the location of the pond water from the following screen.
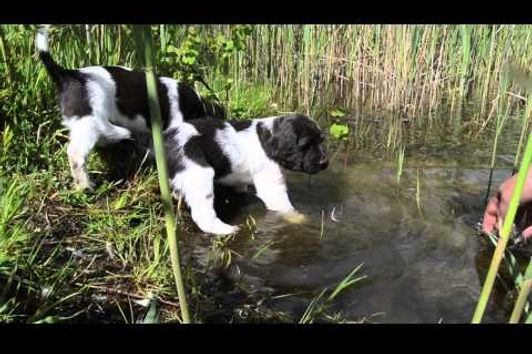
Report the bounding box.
[183,117,532,323]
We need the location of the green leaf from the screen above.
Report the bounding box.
[113,193,129,210]
[33,316,59,324]
[225,40,234,51]
[330,108,346,118]
[329,123,349,140]
[327,263,366,302]
[182,56,196,65]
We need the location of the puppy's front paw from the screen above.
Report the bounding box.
[201,221,239,236]
[282,210,306,224]
[217,224,239,235]
[74,180,95,192]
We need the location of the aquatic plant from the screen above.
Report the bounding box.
[299,263,367,324]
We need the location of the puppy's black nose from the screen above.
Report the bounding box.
[320,158,329,169]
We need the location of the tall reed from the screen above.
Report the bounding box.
[508,258,532,323]
[483,65,512,205]
[510,63,532,172]
[133,25,191,324]
[235,25,531,119]
[472,131,532,323]
[513,97,532,173]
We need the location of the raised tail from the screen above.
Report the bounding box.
[35,25,69,86]
[202,98,227,120]
[194,75,227,120]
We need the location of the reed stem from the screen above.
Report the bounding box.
[0,26,13,85]
[508,257,532,323]
[134,25,191,324]
[472,132,532,323]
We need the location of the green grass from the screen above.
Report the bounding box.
[299,263,367,324]
[396,146,406,185]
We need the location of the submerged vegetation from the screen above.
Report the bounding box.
[1,24,532,323]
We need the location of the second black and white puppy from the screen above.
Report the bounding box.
[165,114,329,235]
[35,27,225,191]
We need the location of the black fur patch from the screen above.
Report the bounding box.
[257,115,327,174]
[38,50,92,117]
[228,119,252,131]
[104,66,171,129]
[177,83,226,120]
[163,128,185,177]
[256,122,275,158]
[58,72,93,117]
[178,83,207,120]
[184,118,232,178]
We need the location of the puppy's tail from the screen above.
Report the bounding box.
[35,25,69,87]
[194,75,227,120]
[202,99,227,120]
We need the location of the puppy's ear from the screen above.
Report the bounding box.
[298,136,311,148]
[257,122,272,141]
[257,122,278,159]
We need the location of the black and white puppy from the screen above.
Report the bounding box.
[164,114,329,235]
[35,27,225,190]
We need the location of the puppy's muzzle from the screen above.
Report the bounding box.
[319,157,329,170]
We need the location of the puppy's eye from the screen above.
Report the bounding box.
[298,137,312,148]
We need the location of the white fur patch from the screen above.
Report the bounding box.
[175,122,200,143]
[35,29,49,52]
[171,159,238,235]
[160,77,183,128]
[215,124,246,169]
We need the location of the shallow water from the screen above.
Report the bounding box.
[183,125,532,323]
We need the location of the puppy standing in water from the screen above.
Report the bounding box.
[36,27,329,235]
[165,115,329,234]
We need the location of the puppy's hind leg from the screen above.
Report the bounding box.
[172,163,239,235]
[100,121,132,144]
[66,116,103,191]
